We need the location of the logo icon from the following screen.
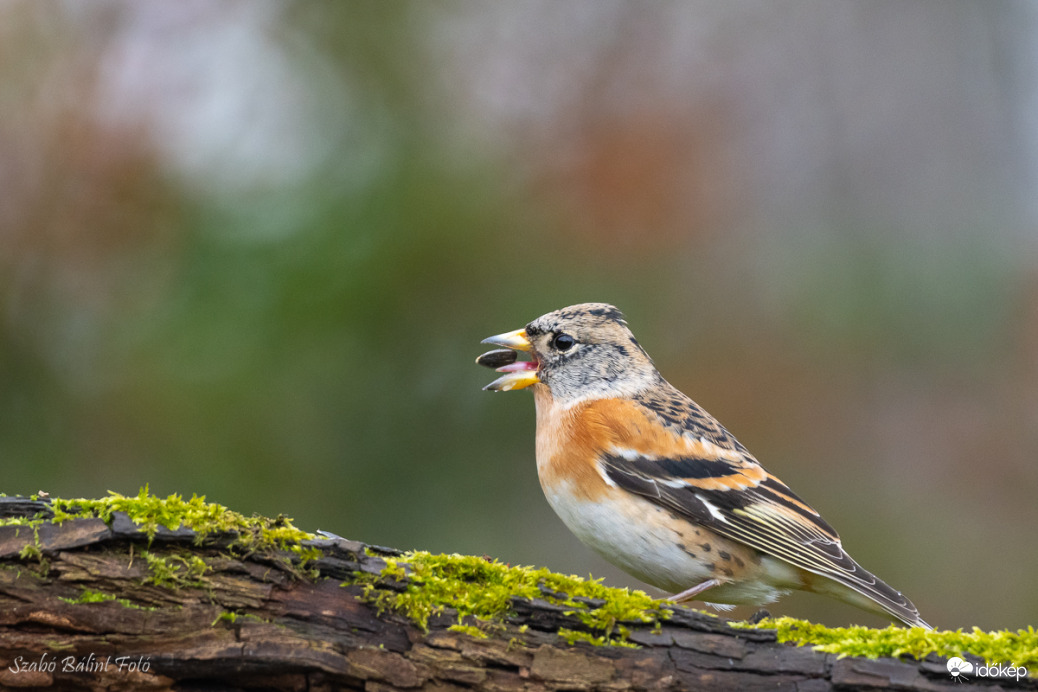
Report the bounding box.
[947,657,974,681]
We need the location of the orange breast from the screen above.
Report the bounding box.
[533,388,615,501]
[532,391,765,499]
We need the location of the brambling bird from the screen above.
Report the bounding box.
[479,303,931,629]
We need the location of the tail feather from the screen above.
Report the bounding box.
[810,558,931,630]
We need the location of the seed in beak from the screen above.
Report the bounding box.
[476,349,518,369]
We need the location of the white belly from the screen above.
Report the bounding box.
[540,478,797,605]
[542,478,716,593]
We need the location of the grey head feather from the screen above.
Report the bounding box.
[524,303,660,403]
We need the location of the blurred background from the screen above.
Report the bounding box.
[2,0,1036,631]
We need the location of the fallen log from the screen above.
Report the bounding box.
[0,492,1032,691]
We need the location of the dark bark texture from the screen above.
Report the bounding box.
[0,497,1031,691]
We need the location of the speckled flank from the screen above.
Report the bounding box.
[540,475,785,603]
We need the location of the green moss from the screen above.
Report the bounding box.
[17,542,42,561]
[558,627,639,648]
[30,486,319,574]
[58,588,154,610]
[735,617,1038,671]
[0,517,41,528]
[141,550,209,589]
[51,486,315,555]
[1,521,48,568]
[447,623,490,639]
[359,551,669,647]
[211,610,266,627]
[2,488,321,597]
[212,611,238,626]
[59,588,117,605]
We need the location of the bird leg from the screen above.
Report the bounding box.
[668,578,722,603]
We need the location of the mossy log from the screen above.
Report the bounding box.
[0,496,1032,691]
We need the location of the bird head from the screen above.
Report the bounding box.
[479,303,658,404]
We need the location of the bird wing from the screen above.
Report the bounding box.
[586,389,928,628]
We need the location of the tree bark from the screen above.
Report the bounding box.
[0,498,1029,691]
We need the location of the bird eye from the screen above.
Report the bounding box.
[552,333,575,352]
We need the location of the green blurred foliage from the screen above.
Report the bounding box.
[1,1,1035,632]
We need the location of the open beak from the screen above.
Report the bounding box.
[479,329,540,391]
